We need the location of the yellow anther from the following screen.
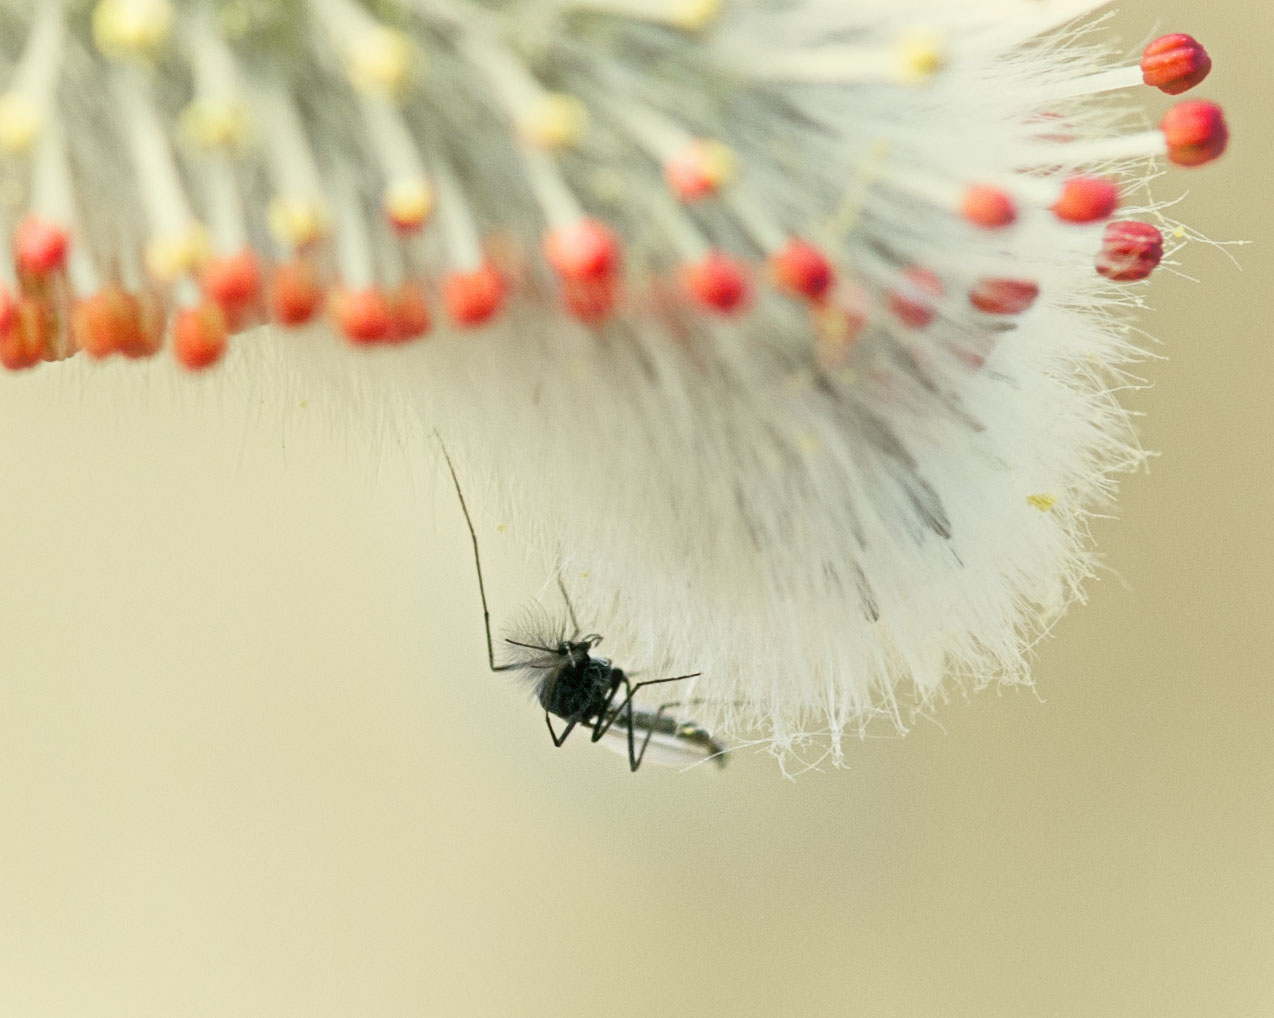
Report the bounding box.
[696,139,737,188]
[520,93,589,149]
[0,92,42,153]
[93,0,174,60]
[897,31,945,83]
[268,197,329,249]
[180,96,250,150]
[671,0,722,31]
[383,176,435,229]
[1026,493,1058,512]
[144,223,209,282]
[345,26,416,95]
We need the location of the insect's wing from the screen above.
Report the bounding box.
[597,709,729,769]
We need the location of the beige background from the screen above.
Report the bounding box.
[0,4,1269,1016]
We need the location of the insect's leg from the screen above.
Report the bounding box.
[546,711,581,748]
[630,699,684,771]
[437,435,513,674]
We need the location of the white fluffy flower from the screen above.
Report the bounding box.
[0,1,1229,765]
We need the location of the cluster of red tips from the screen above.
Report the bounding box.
[444,263,505,328]
[172,301,229,371]
[14,217,69,278]
[1161,100,1229,167]
[331,283,432,345]
[71,284,162,359]
[771,239,835,302]
[961,185,1017,230]
[969,277,1040,316]
[1095,221,1164,282]
[682,251,751,315]
[1141,34,1212,95]
[887,266,944,330]
[201,250,264,332]
[1052,176,1119,224]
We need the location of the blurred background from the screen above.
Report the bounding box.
[0,3,1268,1016]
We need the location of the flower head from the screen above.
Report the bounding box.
[0,1,1231,766]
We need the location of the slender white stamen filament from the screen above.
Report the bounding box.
[563,0,722,32]
[520,147,584,228]
[112,66,197,245]
[7,0,64,108]
[1018,133,1165,168]
[360,92,429,189]
[330,169,376,290]
[740,36,943,86]
[430,153,484,271]
[725,189,787,253]
[30,115,97,297]
[200,155,248,255]
[605,98,694,163]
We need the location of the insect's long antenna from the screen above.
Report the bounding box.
[557,577,582,636]
[437,434,509,673]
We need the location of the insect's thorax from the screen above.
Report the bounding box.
[539,650,620,722]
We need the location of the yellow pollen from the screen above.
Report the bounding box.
[383,177,435,228]
[144,224,209,282]
[797,432,821,457]
[180,96,250,150]
[93,0,175,60]
[268,198,329,249]
[0,92,42,154]
[897,31,945,83]
[345,26,416,95]
[671,0,722,31]
[520,94,589,149]
[1026,493,1058,512]
[695,139,737,189]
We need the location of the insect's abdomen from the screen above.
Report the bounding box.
[540,660,616,722]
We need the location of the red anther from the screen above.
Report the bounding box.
[331,287,395,345]
[771,239,834,301]
[173,301,229,371]
[0,295,49,370]
[682,252,750,315]
[887,266,944,329]
[71,284,147,359]
[13,216,69,276]
[444,263,505,327]
[122,290,167,359]
[1160,99,1229,167]
[960,185,1017,229]
[271,257,324,327]
[543,219,621,282]
[968,277,1040,315]
[201,249,263,331]
[1095,220,1164,282]
[562,278,618,323]
[665,141,732,202]
[1141,33,1212,95]
[1052,176,1119,223]
[389,282,431,342]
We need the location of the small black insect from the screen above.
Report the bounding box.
[439,443,726,771]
